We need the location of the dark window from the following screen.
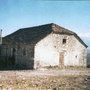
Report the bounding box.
[17,45,20,50]
[75,55,77,58]
[0,48,1,55]
[63,39,66,44]
[54,46,56,48]
[12,48,16,55]
[23,48,26,56]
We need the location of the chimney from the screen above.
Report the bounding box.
[0,29,2,45]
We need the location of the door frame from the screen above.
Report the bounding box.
[59,51,65,67]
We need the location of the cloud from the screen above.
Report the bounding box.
[78,32,90,38]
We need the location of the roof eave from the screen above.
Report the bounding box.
[74,34,88,48]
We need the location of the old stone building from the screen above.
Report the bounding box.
[0,23,88,69]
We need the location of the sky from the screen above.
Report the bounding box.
[0,0,90,48]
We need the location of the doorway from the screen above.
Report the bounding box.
[59,52,64,67]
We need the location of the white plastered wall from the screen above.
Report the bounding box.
[34,33,87,69]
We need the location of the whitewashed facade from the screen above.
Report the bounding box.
[34,33,87,69]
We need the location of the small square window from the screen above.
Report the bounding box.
[63,39,66,44]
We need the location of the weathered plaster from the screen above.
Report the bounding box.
[34,33,87,69]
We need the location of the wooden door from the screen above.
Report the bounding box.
[59,52,64,67]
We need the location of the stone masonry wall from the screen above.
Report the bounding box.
[34,33,87,69]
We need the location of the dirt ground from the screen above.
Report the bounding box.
[0,68,89,90]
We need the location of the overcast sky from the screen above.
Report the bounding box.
[0,0,90,47]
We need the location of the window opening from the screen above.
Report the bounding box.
[63,39,66,44]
